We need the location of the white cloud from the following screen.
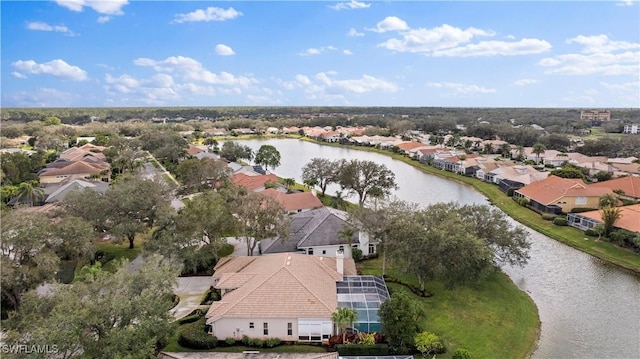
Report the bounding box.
[11,72,27,79]
[378,24,494,53]
[540,34,640,76]
[296,74,311,85]
[539,51,639,75]
[428,82,496,95]
[55,0,128,15]
[505,34,516,40]
[430,38,552,57]
[26,21,76,36]
[584,89,598,95]
[280,72,397,102]
[514,78,538,86]
[3,87,78,107]
[601,81,640,91]
[12,59,88,81]
[330,0,371,10]
[567,34,640,54]
[347,28,365,37]
[133,55,255,87]
[104,73,182,105]
[343,49,354,55]
[215,44,235,56]
[616,0,636,6]
[299,46,338,56]
[367,16,409,33]
[97,16,111,24]
[173,7,242,23]
[373,21,551,58]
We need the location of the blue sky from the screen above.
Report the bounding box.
[1,0,639,108]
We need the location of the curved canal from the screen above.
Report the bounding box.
[237,138,640,359]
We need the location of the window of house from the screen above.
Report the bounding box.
[263,322,269,335]
[308,248,314,255]
[287,322,292,336]
[322,250,326,255]
[369,243,375,254]
[249,322,254,329]
[575,196,587,205]
[339,246,344,252]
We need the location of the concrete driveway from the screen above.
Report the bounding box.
[171,276,214,319]
[226,237,258,256]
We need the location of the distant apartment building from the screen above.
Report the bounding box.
[623,124,640,135]
[580,110,610,121]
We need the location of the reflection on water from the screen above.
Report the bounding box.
[238,138,640,359]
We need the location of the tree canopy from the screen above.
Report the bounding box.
[4,255,180,359]
[335,159,397,206]
[301,158,338,196]
[220,141,253,163]
[254,144,281,171]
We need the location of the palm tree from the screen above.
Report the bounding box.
[599,194,617,208]
[282,178,295,192]
[532,143,546,164]
[600,206,622,237]
[15,182,45,206]
[338,226,356,258]
[483,143,493,155]
[331,307,358,344]
[331,190,348,211]
[500,143,512,159]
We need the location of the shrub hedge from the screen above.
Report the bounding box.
[452,348,473,359]
[177,317,218,349]
[553,217,568,226]
[335,344,389,356]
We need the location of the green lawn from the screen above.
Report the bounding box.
[359,258,540,359]
[95,237,143,271]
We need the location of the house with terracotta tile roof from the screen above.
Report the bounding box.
[259,189,323,213]
[590,176,640,201]
[230,173,281,192]
[567,204,640,233]
[186,145,204,156]
[487,164,549,193]
[205,253,372,342]
[38,161,111,184]
[514,175,614,214]
[259,207,375,258]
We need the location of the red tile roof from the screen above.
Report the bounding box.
[590,176,640,199]
[260,188,324,212]
[186,145,204,155]
[39,161,107,177]
[516,175,590,205]
[576,204,640,233]
[396,141,426,151]
[230,173,279,191]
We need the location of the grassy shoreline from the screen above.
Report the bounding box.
[284,135,640,274]
[359,258,540,359]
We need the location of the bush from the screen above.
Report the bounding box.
[178,317,218,349]
[364,252,379,260]
[225,337,237,346]
[414,331,446,356]
[570,207,598,213]
[452,348,473,359]
[553,217,568,226]
[608,230,636,246]
[513,197,529,207]
[241,335,250,345]
[177,310,203,325]
[335,344,389,356]
[200,287,221,305]
[383,274,431,297]
[265,337,281,348]
[541,213,556,221]
[247,338,264,348]
[584,229,599,237]
[352,248,363,262]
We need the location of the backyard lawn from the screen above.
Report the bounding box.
[358,258,540,359]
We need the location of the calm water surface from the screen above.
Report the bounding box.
[239,138,640,359]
